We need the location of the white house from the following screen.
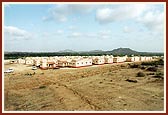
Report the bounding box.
[58,60,69,67]
[113,56,126,63]
[17,58,26,64]
[126,56,140,62]
[25,59,34,65]
[92,57,105,65]
[104,56,113,64]
[69,58,92,67]
[40,59,48,69]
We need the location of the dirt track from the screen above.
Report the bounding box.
[4,62,164,111]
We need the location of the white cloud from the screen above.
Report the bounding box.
[68,32,82,38]
[56,30,64,34]
[4,26,32,40]
[68,29,113,39]
[96,4,149,24]
[43,4,95,22]
[137,11,164,31]
[123,26,132,33]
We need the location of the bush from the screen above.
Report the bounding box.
[146,66,158,72]
[130,64,140,68]
[137,72,145,77]
[141,59,164,66]
[140,66,146,70]
[39,85,46,89]
[147,73,155,75]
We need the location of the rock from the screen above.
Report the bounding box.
[125,79,138,83]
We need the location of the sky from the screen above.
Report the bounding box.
[3,3,165,52]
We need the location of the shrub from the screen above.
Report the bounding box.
[130,64,140,68]
[140,66,146,70]
[141,59,164,66]
[125,79,138,83]
[147,73,155,75]
[39,85,46,89]
[146,66,158,72]
[137,72,145,77]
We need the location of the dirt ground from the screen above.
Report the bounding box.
[3,62,164,111]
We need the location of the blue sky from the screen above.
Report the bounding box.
[4,3,165,52]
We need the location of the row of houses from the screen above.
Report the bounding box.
[9,55,154,69]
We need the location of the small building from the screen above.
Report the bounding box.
[134,56,140,62]
[25,59,34,65]
[113,56,126,63]
[34,60,41,67]
[127,56,140,62]
[104,56,113,64]
[146,57,152,61]
[92,57,105,65]
[126,57,135,62]
[58,60,69,67]
[140,57,146,61]
[47,62,58,69]
[69,58,92,67]
[40,59,48,69]
[17,58,26,64]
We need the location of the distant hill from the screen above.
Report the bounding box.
[4,48,164,59]
[106,48,139,56]
[59,49,76,53]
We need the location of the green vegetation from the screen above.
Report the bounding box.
[141,59,164,66]
[4,48,164,59]
[137,72,145,77]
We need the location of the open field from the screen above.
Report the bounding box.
[4,61,164,111]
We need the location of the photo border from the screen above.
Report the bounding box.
[1,0,167,115]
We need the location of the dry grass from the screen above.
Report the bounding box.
[4,62,164,111]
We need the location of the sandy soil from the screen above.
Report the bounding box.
[4,62,164,111]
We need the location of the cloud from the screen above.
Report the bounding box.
[4,26,32,40]
[123,26,132,33]
[96,4,149,24]
[68,32,82,38]
[67,29,112,39]
[43,4,95,22]
[56,30,64,34]
[137,11,164,31]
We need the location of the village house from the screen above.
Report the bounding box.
[58,60,69,67]
[69,58,92,67]
[113,56,126,63]
[17,58,26,64]
[126,57,135,62]
[47,62,58,69]
[92,56,105,65]
[126,56,140,62]
[140,56,146,61]
[40,59,48,69]
[25,59,34,65]
[104,56,113,64]
[134,56,140,62]
[34,59,41,67]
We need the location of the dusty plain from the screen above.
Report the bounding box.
[4,61,164,111]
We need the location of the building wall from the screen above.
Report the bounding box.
[113,57,125,63]
[92,58,105,64]
[69,58,92,67]
[104,57,113,64]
